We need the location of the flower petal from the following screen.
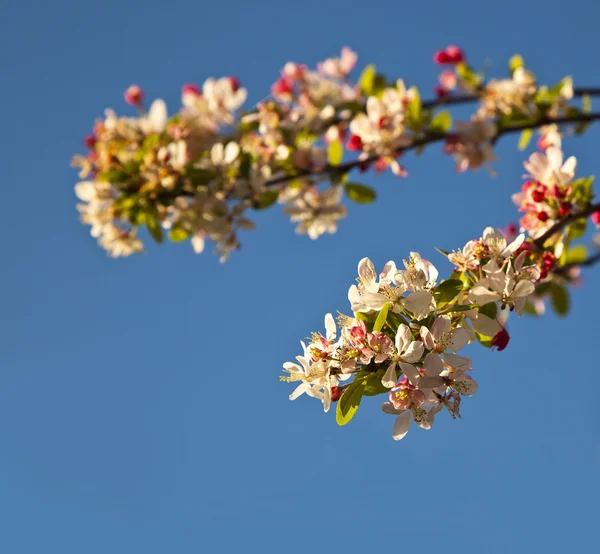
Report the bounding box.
[392,411,411,441]
[381,363,398,388]
[399,362,420,386]
[424,352,444,376]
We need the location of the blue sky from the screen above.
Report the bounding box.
[1,1,599,552]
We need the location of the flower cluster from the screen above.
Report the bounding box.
[282,145,599,441]
[72,47,596,258]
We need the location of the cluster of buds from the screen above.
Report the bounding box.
[72,47,595,259]
[283,144,599,442]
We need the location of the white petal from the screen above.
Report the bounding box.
[392,411,411,441]
[289,383,308,400]
[447,327,471,351]
[424,353,444,376]
[358,257,376,284]
[502,234,525,258]
[381,402,403,415]
[399,362,420,386]
[443,353,472,370]
[324,313,336,341]
[403,291,434,317]
[514,280,535,298]
[431,315,451,341]
[401,341,424,363]
[395,324,411,354]
[469,286,501,305]
[148,99,168,133]
[420,326,435,350]
[381,363,398,388]
[224,142,240,164]
[455,375,478,396]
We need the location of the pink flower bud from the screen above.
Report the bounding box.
[434,85,448,98]
[531,188,546,203]
[331,386,343,402]
[506,222,518,235]
[491,329,510,351]
[434,50,450,65]
[124,85,144,106]
[591,211,600,226]
[445,45,465,64]
[182,83,201,97]
[559,201,572,216]
[271,77,294,100]
[83,134,96,149]
[346,134,364,151]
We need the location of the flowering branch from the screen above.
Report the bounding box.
[71,46,599,259]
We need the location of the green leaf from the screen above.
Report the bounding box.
[355,312,376,332]
[184,167,214,185]
[583,93,592,113]
[373,303,390,332]
[254,189,279,210]
[550,283,570,316]
[569,176,595,205]
[564,245,587,265]
[433,279,463,306]
[509,54,524,74]
[479,302,498,319]
[328,140,344,166]
[475,332,494,348]
[145,209,163,243]
[407,88,422,123]
[430,111,452,133]
[358,64,376,96]
[344,183,377,204]
[386,311,408,334]
[360,370,392,397]
[567,218,588,241]
[518,128,533,151]
[336,380,365,426]
[97,169,129,184]
[168,226,191,243]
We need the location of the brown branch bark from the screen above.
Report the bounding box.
[533,201,600,248]
[265,111,600,188]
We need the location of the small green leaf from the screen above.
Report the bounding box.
[97,169,129,184]
[518,128,533,151]
[360,370,392,397]
[407,88,422,123]
[373,303,390,332]
[479,302,498,320]
[509,54,524,74]
[567,218,588,241]
[254,189,279,210]
[583,93,592,113]
[355,312,376,332]
[336,380,365,426]
[550,283,570,316]
[344,183,377,204]
[433,279,463,306]
[475,332,494,348]
[146,209,163,243]
[168,226,191,243]
[564,245,587,265]
[328,140,344,166]
[430,111,452,133]
[358,64,376,96]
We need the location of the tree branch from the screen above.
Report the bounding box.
[265,111,600,188]
[533,201,600,248]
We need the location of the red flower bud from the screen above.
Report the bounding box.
[537,211,549,222]
[331,386,343,402]
[271,77,294,98]
[83,134,96,149]
[591,211,600,226]
[506,222,518,235]
[531,188,546,203]
[124,84,144,106]
[559,201,572,216]
[346,134,364,151]
[228,76,241,91]
[182,83,201,96]
[491,329,510,351]
[434,85,448,98]
[434,45,465,65]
